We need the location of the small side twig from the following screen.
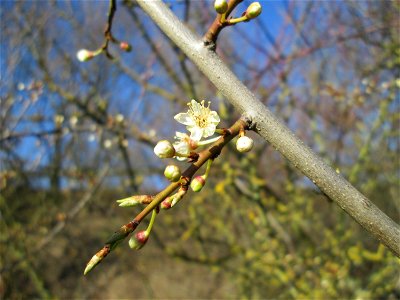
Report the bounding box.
[203,0,244,48]
[101,0,118,59]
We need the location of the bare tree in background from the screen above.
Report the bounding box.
[0,1,399,299]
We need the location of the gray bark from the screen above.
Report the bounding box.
[135,0,400,257]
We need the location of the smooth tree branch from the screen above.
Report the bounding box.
[135,0,400,257]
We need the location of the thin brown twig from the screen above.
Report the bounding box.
[84,117,250,274]
[203,0,244,48]
[101,0,118,59]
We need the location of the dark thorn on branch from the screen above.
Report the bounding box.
[188,152,200,162]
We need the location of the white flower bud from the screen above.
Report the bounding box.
[164,165,181,182]
[236,136,254,153]
[214,0,228,14]
[76,49,94,62]
[154,140,175,158]
[245,2,262,20]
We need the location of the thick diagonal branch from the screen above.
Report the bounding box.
[135,0,400,257]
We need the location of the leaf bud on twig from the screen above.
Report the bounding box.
[236,136,254,152]
[164,165,181,182]
[171,188,187,207]
[116,195,154,207]
[245,2,262,20]
[154,140,175,158]
[161,196,173,210]
[84,253,102,275]
[83,246,110,275]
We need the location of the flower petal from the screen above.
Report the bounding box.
[173,141,189,155]
[175,131,188,139]
[176,156,188,161]
[209,111,220,123]
[203,124,217,138]
[190,100,202,114]
[189,127,204,141]
[174,113,195,126]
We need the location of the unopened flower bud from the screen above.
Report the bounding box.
[164,165,181,182]
[154,140,175,158]
[161,197,173,210]
[245,2,262,20]
[76,49,94,62]
[214,0,228,14]
[120,41,132,52]
[190,175,206,192]
[129,230,149,250]
[116,195,153,207]
[236,136,254,153]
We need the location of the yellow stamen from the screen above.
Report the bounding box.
[188,100,211,128]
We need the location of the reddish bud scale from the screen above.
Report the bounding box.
[129,230,149,250]
[194,176,206,185]
[161,199,172,209]
[135,231,149,244]
[190,175,206,192]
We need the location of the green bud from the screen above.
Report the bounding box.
[83,254,101,275]
[164,165,181,182]
[245,2,262,20]
[83,246,110,275]
[214,0,228,14]
[190,175,206,192]
[128,230,149,250]
[154,140,175,158]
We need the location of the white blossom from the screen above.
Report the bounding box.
[174,100,220,141]
[172,132,193,161]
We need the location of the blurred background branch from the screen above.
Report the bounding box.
[1,0,399,298]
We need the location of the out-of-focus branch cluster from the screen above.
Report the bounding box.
[76,0,132,61]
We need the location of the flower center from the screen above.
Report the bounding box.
[188,100,210,128]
